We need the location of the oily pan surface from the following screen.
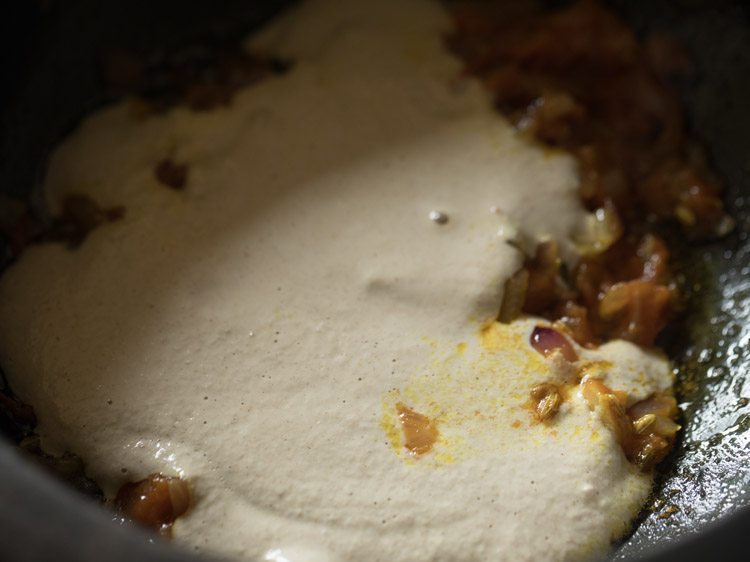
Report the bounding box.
[605,0,750,557]
[0,1,748,559]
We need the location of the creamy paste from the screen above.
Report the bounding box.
[0,0,674,561]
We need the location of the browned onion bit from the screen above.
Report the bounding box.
[530,326,578,362]
[46,194,125,249]
[155,158,188,191]
[396,402,439,456]
[510,232,677,348]
[448,0,732,353]
[446,0,730,239]
[115,474,191,533]
[521,241,562,315]
[99,42,292,115]
[499,268,529,323]
[582,378,680,471]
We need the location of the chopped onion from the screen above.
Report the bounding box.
[530,326,578,362]
[574,203,623,255]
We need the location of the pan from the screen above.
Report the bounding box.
[0,1,749,561]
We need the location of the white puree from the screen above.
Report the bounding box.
[0,0,674,561]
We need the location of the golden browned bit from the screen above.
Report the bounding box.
[632,413,657,434]
[499,268,529,323]
[583,378,680,471]
[396,402,439,456]
[114,474,191,534]
[155,158,189,191]
[46,194,125,249]
[529,383,562,422]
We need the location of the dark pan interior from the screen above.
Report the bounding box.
[1,1,749,561]
[607,1,750,558]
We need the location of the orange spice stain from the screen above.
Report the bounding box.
[396,402,439,456]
